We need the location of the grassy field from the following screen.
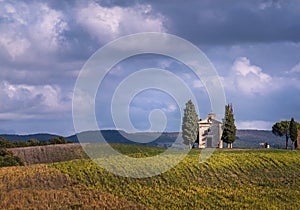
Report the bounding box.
[1,144,300,209]
[51,147,300,209]
[0,164,150,209]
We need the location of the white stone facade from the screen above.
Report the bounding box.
[198,114,223,148]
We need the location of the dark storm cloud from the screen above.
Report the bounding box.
[146,0,300,45]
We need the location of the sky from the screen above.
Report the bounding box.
[0,0,300,135]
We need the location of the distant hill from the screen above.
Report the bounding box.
[65,130,179,148]
[235,130,285,149]
[1,130,286,149]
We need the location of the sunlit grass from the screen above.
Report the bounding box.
[51,148,300,209]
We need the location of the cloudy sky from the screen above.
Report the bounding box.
[0,0,300,135]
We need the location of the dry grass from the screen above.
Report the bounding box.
[0,165,151,209]
[8,144,87,165]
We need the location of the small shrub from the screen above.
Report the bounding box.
[27,139,40,146]
[0,148,13,156]
[0,148,24,167]
[0,137,15,148]
[50,137,67,144]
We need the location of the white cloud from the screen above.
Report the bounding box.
[29,3,68,51]
[223,57,300,95]
[108,65,124,76]
[236,120,274,130]
[0,34,30,59]
[0,2,68,59]
[0,81,70,120]
[5,3,16,13]
[291,62,300,73]
[162,104,177,112]
[193,80,204,88]
[76,2,166,43]
[0,113,38,121]
[224,57,274,95]
[158,60,173,69]
[259,0,282,10]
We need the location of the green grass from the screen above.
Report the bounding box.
[106,143,166,157]
[51,148,300,209]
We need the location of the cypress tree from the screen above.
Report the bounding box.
[221,104,236,148]
[182,100,199,149]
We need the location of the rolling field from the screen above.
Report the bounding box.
[0,164,150,209]
[1,144,300,209]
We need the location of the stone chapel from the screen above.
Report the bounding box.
[197,113,223,148]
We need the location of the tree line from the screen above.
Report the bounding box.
[0,136,72,149]
[272,118,300,150]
